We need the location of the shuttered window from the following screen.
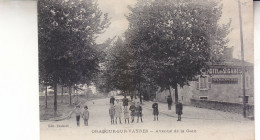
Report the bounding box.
[208,77,212,89]
[241,73,251,90]
[196,75,212,90]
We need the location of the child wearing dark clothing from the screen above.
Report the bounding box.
[110,96,115,105]
[129,102,136,123]
[123,97,129,108]
[136,102,143,123]
[152,102,159,121]
[74,105,81,127]
[176,100,183,121]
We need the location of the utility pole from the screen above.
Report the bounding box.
[75,84,78,103]
[45,85,48,108]
[238,0,247,118]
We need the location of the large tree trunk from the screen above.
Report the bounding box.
[168,86,172,96]
[53,83,57,115]
[155,90,157,101]
[139,82,142,104]
[61,86,63,103]
[139,92,142,104]
[45,85,48,108]
[174,83,178,104]
[75,85,78,103]
[69,86,72,105]
[124,91,127,98]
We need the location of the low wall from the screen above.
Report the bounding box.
[190,99,254,118]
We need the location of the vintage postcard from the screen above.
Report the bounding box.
[38,0,254,140]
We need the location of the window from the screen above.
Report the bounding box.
[245,74,251,89]
[244,96,249,104]
[199,96,208,100]
[200,77,207,89]
[208,77,212,89]
[239,95,249,103]
[196,75,212,90]
[196,80,200,90]
[241,73,251,89]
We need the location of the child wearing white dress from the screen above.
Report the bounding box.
[123,107,130,124]
[82,106,89,126]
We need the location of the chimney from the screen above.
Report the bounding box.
[224,46,233,60]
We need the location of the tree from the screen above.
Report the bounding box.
[104,37,135,98]
[38,0,110,114]
[93,37,116,94]
[126,0,231,103]
[100,36,158,103]
[39,81,49,108]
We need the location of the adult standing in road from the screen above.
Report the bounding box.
[176,100,183,121]
[110,96,115,105]
[123,97,129,108]
[167,95,173,110]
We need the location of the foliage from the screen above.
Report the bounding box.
[39,0,110,86]
[125,0,231,102]
[104,37,135,94]
[38,0,110,112]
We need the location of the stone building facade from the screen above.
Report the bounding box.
[156,48,254,105]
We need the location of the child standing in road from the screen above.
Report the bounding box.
[110,96,115,105]
[74,105,81,127]
[123,107,130,124]
[129,102,136,123]
[136,102,143,123]
[82,106,89,126]
[176,100,183,121]
[114,99,122,124]
[123,97,129,109]
[152,101,159,121]
[109,103,116,125]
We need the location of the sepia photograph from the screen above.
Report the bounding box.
[37,0,254,139]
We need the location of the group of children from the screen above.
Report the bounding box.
[108,98,183,124]
[109,99,144,125]
[73,105,89,127]
[72,97,183,127]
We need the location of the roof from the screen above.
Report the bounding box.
[210,58,253,67]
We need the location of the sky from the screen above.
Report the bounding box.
[0,0,253,64]
[96,0,254,63]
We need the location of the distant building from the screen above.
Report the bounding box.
[156,47,254,105]
[39,83,98,96]
[39,84,76,96]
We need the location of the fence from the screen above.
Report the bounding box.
[190,99,254,119]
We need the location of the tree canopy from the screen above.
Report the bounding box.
[123,0,231,102]
[38,0,110,113]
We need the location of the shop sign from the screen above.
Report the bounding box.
[212,78,238,84]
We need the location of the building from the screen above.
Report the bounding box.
[156,47,254,105]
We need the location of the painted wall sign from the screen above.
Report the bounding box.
[212,78,238,84]
[208,68,242,75]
